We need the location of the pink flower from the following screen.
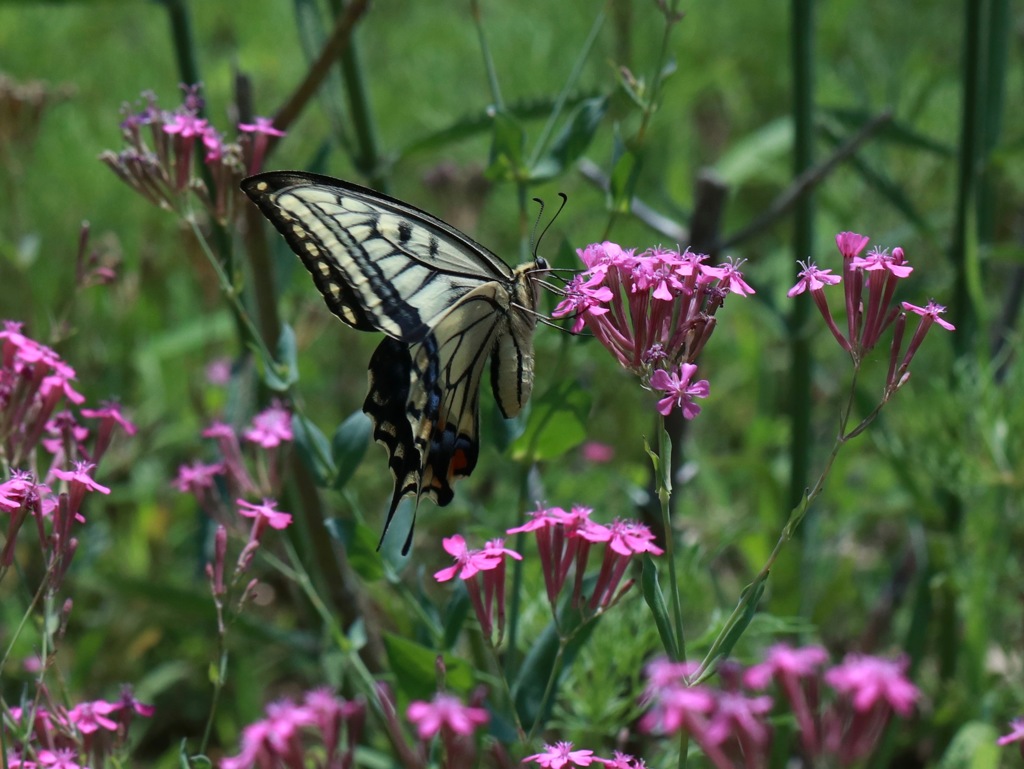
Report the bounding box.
[68,699,120,733]
[649,363,709,418]
[163,113,208,137]
[238,116,286,137]
[599,752,647,768]
[433,534,502,581]
[238,116,285,175]
[172,460,224,494]
[787,262,841,297]
[237,498,293,530]
[522,741,598,768]
[243,401,293,448]
[580,441,614,463]
[406,693,489,739]
[745,644,828,688]
[835,231,870,259]
[435,536,520,641]
[997,718,1024,758]
[36,750,82,769]
[824,654,918,716]
[555,242,750,375]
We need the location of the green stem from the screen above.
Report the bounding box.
[526,640,567,743]
[469,0,504,111]
[657,420,686,662]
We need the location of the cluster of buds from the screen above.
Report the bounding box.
[640,645,919,768]
[221,689,365,769]
[554,243,751,419]
[0,321,134,591]
[789,232,955,394]
[4,689,153,769]
[100,85,284,223]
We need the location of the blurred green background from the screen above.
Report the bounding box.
[1,0,1021,766]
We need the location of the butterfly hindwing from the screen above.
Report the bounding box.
[242,171,547,551]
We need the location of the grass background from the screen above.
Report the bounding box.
[1,0,1021,766]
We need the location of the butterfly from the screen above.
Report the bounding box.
[241,171,550,552]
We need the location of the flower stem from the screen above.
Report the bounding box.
[656,421,686,661]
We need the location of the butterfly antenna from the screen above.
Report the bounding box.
[530,193,569,258]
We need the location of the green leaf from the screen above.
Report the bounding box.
[641,555,678,660]
[486,109,526,182]
[531,96,609,181]
[511,614,596,730]
[936,721,1000,769]
[383,634,474,702]
[714,117,792,187]
[262,323,299,391]
[292,413,335,486]
[510,379,591,463]
[324,518,385,581]
[698,576,766,681]
[331,409,371,490]
[608,135,640,214]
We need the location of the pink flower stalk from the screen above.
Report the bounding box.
[889,300,956,389]
[374,682,426,769]
[202,421,257,495]
[522,741,598,768]
[221,698,316,769]
[80,402,136,466]
[788,260,849,352]
[238,116,286,175]
[101,86,246,221]
[745,644,828,757]
[588,519,662,611]
[173,460,224,512]
[553,242,751,377]
[508,505,612,612]
[789,232,952,375]
[649,363,709,418]
[302,689,364,767]
[997,718,1024,759]
[51,461,110,523]
[822,654,919,763]
[434,535,521,642]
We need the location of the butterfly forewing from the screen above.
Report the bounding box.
[241,171,547,552]
[243,172,511,342]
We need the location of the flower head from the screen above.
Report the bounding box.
[406,692,488,740]
[523,741,597,768]
[650,363,709,419]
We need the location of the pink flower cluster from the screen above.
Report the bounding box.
[553,242,752,418]
[789,232,955,391]
[100,85,284,222]
[523,742,647,768]
[510,505,662,616]
[434,535,522,644]
[173,399,293,526]
[432,506,660,643]
[0,322,135,589]
[5,690,153,769]
[641,646,919,768]
[174,401,294,612]
[221,689,364,769]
